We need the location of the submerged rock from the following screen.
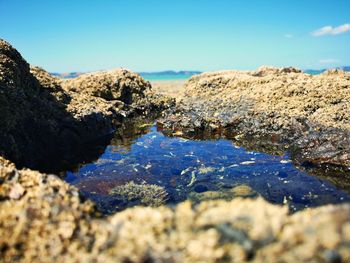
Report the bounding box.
[189,184,257,203]
[109,181,168,207]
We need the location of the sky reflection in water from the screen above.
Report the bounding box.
[65,125,350,214]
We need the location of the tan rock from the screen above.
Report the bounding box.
[0,158,349,262]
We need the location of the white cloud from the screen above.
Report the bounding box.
[312,23,350,36]
[284,34,293,38]
[319,59,340,64]
[332,23,350,34]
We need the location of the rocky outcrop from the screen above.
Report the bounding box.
[0,39,172,172]
[1,157,350,263]
[62,69,150,103]
[159,67,350,167]
[0,40,71,170]
[1,40,350,263]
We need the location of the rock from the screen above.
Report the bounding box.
[61,69,150,104]
[322,68,347,76]
[159,67,350,169]
[252,66,302,76]
[1,158,350,262]
[8,183,24,199]
[291,127,350,167]
[109,181,168,207]
[1,39,350,263]
[230,184,256,197]
[189,184,257,203]
[0,39,70,170]
[0,39,172,172]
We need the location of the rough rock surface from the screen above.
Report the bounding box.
[1,157,350,263]
[0,39,172,172]
[62,69,150,103]
[159,67,350,167]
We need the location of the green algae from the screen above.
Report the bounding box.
[189,184,258,203]
[109,181,168,207]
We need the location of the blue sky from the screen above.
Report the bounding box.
[0,0,349,72]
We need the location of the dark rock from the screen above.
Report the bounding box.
[0,39,172,172]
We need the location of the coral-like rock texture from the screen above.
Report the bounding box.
[1,157,350,262]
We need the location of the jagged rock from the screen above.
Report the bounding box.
[0,39,172,172]
[252,66,302,76]
[62,69,150,104]
[0,39,71,170]
[322,68,347,75]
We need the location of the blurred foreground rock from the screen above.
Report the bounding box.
[1,157,350,263]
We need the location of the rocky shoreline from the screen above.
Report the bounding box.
[1,39,350,262]
[159,67,350,169]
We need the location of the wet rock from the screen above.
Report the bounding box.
[159,67,350,169]
[109,181,168,207]
[291,127,350,167]
[230,184,257,197]
[189,184,257,203]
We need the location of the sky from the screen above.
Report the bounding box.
[0,0,349,72]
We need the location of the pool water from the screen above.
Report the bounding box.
[65,122,350,214]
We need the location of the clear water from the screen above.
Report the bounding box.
[140,73,198,81]
[65,123,350,214]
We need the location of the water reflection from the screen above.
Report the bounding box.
[65,122,350,214]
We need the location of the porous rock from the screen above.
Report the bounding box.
[1,157,350,263]
[159,67,350,167]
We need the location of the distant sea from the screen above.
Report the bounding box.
[51,67,349,80]
[304,66,350,75]
[139,71,201,81]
